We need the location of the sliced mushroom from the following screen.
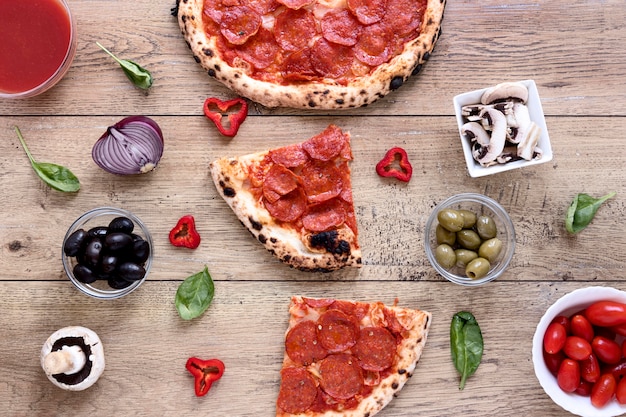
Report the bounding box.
[461,121,490,146]
[481,82,529,105]
[517,122,542,160]
[471,107,507,166]
[41,326,105,391]
[508,102,532,144]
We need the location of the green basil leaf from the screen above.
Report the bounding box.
[450,311,483,390]
[15,126,80,193]
[565,192,616,234]
[175,266,215,320]
[96,42,153,90]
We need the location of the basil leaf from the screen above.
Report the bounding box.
[175,266,215,320]
[565,192,616,234]
[15,126,80,193]
[96,42,153,90]
[450,311,483,390]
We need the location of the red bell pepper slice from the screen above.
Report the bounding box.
[375,147,413,182]
[203,97,248,137]
[169,215,201,249]
[185,357,225,397]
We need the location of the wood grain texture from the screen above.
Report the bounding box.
[1,0,626,415]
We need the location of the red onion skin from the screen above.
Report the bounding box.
[92,116,164,175]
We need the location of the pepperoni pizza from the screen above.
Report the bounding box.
[209,125,360,272]
[277,296,431,416]
[177,0,446,109]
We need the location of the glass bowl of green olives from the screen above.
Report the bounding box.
[424,193,515,286]
[62,207,153,299]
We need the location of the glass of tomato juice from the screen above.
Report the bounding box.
[0,0,77,98]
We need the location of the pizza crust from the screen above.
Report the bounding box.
[277,297,432,417]
[209,154,362,272]
[177,0,446,109]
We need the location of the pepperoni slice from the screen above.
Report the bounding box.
[263,164,300,204]
[220,6,262,45]
[354,23,393,66]
[347,0,387,24]
[274,8,318,52]
[310,38,353,79]
[203,0,226,24]
[277,367,319,414]
[302,125,349,162]
[316,309,359,352]
[282,48,318,82]
[302,199,346,232]
[234,27,280,70]
[318,354,364,400]
[320,9,361,46]
[276,0,315,9]
[303,297,335,308]
[249,0,281,15]
[269,143,310,168]
[285,320,329,365]
[300,161,343,204]
[382,0,425,37]
[264,187,307,222]
[354,327,397,371]
[330,299,370,321]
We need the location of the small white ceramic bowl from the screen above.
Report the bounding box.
[424,193,515,286]
[453,79,553,178]
[532,286,626,417]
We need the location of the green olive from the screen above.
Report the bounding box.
[455,249,478,268]
[476,215,498,240]
[436,224,456,246]
[456,229,482,251]
[434,244,456,270]
[437,209,465,232]
[458,209,477,228]
[478,238,503,263]
[465,257,491,280]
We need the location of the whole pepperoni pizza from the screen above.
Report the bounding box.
[277,296,431,416]
[176,0,446,109]
[209,125,360,271]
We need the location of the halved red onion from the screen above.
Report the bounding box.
[92,116,164,175]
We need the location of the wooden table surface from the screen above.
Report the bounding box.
[2,0,626,415]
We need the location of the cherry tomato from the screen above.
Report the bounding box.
[591,373,616,408]
[581,353,601,383]
[575,379,593,397]
[585,301,626,327]
[592,336,622,365]
[551,315,571,334]
[543,349,565,375]
[616,375,626,404]
[544,322,567,354]
[571,314,594,342]
[563,336,593,361]
[606,359,626,380]
[622,339,626,359]
[557,359,581,393]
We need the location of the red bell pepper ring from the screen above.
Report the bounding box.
[169,215,201,249]
[203,97,248,137]
[185,357,225,397]
[375,147,413,182]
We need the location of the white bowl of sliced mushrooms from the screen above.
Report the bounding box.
[453,80,553,178]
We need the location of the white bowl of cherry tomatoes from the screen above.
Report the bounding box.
[532,286,626,417]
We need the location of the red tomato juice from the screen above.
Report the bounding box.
[0,0,73,94]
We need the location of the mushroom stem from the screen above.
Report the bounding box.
[43,345,87,375]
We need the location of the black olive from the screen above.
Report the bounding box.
[73,264,98,284]
[100,254,118,274]
[108,275,133,289]
[132,239,150,263]
[117,262,146,281]
[84,238,103,266]
[104,232,133,252]
[87,226,108,238]
[64,229,87,257]
[108,216,135,234]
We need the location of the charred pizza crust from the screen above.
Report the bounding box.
[210,151,361,272]
[177,0,446,109]
[277,296,431,417]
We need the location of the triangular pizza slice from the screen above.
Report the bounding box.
[209,125,361,272]
[276,296,431,416]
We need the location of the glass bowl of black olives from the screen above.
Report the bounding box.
[424,193,515,286]
[62,207,153,299]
